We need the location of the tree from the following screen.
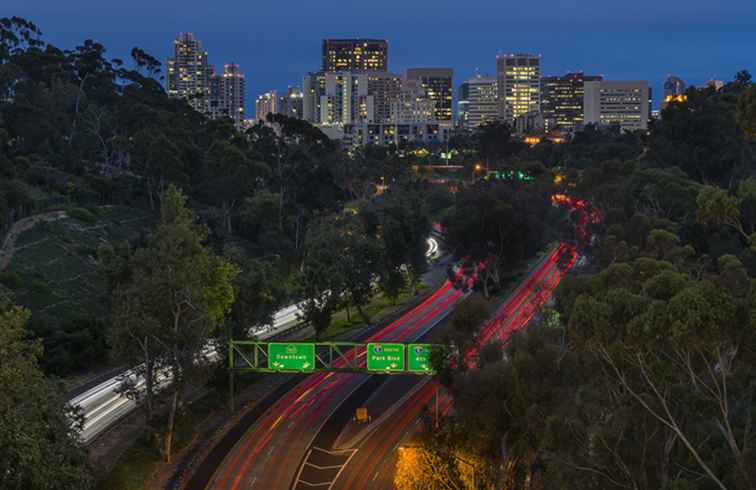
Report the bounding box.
[0,293,93,489]
[109,185,238,462]
[737,85,756,139]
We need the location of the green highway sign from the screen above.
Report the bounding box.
[407,344,433,373]
[367,343,405,372]
[267,343,315,372]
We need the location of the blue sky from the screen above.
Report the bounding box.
[8,0,756,111]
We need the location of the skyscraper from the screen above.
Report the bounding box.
[209,63,246,126]
[322,39,388,72]
[458,74,498,129]
[367,72,402,123]
[541,72,602,132]
[256,91,278,121]
[390,79,435,124]
[319,72,373,125]
[279,86,304,119]
[406,68,453,122]
[664,75,686,98]
[166,33,214,114]
[303,72,326,123]
[662,75,687,109]
[496,53,541,123]
[583,80,650,131]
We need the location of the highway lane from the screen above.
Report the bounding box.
[70,234,445,444]
[332,243,577,489]
[207,266,481,490]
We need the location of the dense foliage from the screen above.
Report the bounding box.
[413,72,756,489]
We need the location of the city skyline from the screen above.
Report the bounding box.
[10,0,754,112]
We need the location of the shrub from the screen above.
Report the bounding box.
[68,207,97,224]
[0,271,23,289]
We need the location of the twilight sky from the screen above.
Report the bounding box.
[7,0,756,112]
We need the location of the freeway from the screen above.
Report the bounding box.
[69,234,444,444]
[332,244,577,489]
[204,265,482,490]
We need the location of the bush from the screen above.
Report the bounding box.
[0,271,23,289]
[68,207,97,224]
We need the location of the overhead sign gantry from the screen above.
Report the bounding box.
[228,340,437,375]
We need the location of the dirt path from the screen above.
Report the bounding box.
[0,211,68,271]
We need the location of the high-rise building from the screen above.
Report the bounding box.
[662,75,687,110]
[664,75,686,98]
[319,72,373,125]
[367,72,402,123]
[390,79,435,124]
[406,68,453,122]
[278,86,304,119]
[166,32,214,114]
[458,74,498,129]
[541,72,602,132]
[256,91,278,121]
[303,72,326,123]
[583,80,650,131]
[209,63,246,126]
[322,39,388,72]
[458,82,470,127]
[496,53,541,123]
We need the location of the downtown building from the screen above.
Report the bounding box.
[278,86,304,119]
[209,63,246,127]
[256,91,277,121]
[662,75,687,110]
[406,68,454,123]
[167,32,214,114]
[583,80,651,131]
[167,33,246,127]
[541,72,603,133]
[496,53,541,124]
[322,39,388,72]
[458,74,498,129]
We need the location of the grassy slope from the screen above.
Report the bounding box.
[2,206,153,321]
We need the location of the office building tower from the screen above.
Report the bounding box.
[322,39,388,72]
[367,72,402,123]
[406,68,453,122]
[541,72,602,132]
[458,74,498,129]
[583,80,650,131]
[496,53,541,123]
[458,82,470,127]
[390,79,435,124]
[319,72,373,125]
[662,75,687,109]
[303,72,326,123]
[256,91,278,121]
[278,86,304,119]
[664,75,686,98]
[209,63,246,126]
[166,32,214,114]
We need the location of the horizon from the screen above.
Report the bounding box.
[8,0,755,113]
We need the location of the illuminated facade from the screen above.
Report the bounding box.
[279,86,304,119]
[343,122,452,146]
[541,72,602,132]
[583,80,650,131]
[496,53,541,123]
[406,68,453,122]
[390,79,435,124]
[255,90,277,121]
[209,63,246,126]
[166,33,214,114]
[322,39,388,72]
[319,72,372,125]
[458,74,498,129]
[367,72,403,123]
[303,72,326,123]
[662,75,686,110]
